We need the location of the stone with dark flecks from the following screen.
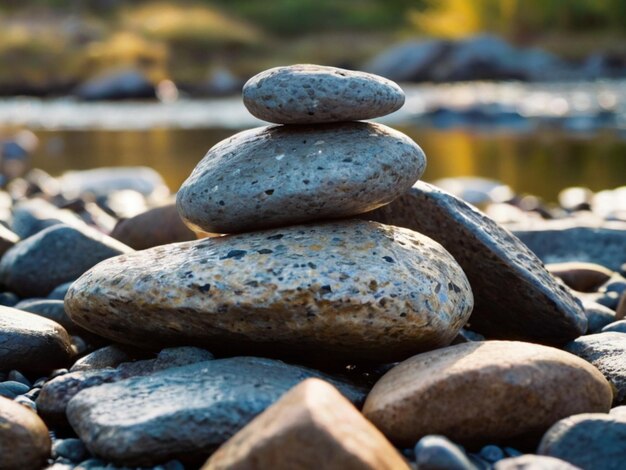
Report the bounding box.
[413,435,476,470]
[0,396,51,469]
[0,224,133,297]
[177,123,425,233]
[67,357,366,466]
[242,64,405,124]
[494,455,581,469]
[564,332,626,404]
[0,307,74,371]
[363,341,612,447]
[65,220,473,363]
[364,182,586,344]
[538,412,626,469]
[203,378,408,470]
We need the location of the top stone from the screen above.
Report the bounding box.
[242,64,405,124]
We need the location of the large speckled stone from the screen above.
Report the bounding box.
[177,122,425,233]
[65,220,473,363]
[67,357,366,466]
[242,64,405,124]
[362,341,612,447]
[204,378,409,470]
[538,412,626,470]
[0,306,74,371]
[0,396,51,470]
[364,182,586,344]
[564,332,626,405]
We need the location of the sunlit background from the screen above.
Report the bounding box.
[0,0,625,201]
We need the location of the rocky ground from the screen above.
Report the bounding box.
[0,65,625,470]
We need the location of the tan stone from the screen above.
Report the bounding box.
[546,262,614,293]
[363,341,612,446]
[0,396,51,470]
[203,378,410,470]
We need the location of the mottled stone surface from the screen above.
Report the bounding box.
[0,224,133,297]
[177,123,425,233]
[362,341,612,446]
[564,332,626,405]
[364,182,586,343]
[538,412,626,470]
[242,64,405,124]
[0,306,74,371]
[204,378,408,470]
[494,455,581,470]
[67,357,366,465]
[65,220,473,363]
[512,223,626,272]
[110,203,198,250]
[0,396,51,470]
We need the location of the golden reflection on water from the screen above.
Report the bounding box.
[30,127,626,202]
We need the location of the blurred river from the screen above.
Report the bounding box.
[0,80,625,201]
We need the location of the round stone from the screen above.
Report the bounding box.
[242,64,405,124]
[177,122,425,233]
[362,341,612,446]
[65,220,472,363]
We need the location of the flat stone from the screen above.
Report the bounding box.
[0,306,74,371]
[39,346,213,419]
[203,378,408,470]
[512,222,626,272]
[0,380,30,399]
[364,182,586,343]
[67,357,366,466]
[0,396,51,470]
[564,332,626,405]
[494,455,581,470]
[538,412,626,470]
[110,203,197,250]
[0,224,133,297]
[177,123,425,233]
[65,220,473,363]
[242,64,405,124]
[362,341,612,447]
[546,262,614,292]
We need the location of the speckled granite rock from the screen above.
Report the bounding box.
[0,306,74,371]
[0,224,133,297]
[494,455,581,470]
[67,357,366,466]
[362,341,612,446]
[564,332,626,405]
[538,412,626,470]
[177,122,425,233]
[65,220,473,363]
[0,396,51,470]
[204,378,409,470]
[242,64,405,124]
[364,182,586,344]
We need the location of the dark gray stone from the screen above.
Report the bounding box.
[76,69,155,101]
[11,198,86,239]
[581,300,616,333]
[602,320,626,333]
[414,435,477,470]
[242,64,405,124]
[53,438,89,462]
[364,182,586,343]
[564,332,626,405]
[0,307,74,371]
[479,445,505,463]
[513,224,626,272]
[15,299,84,335]
[538,412,626,470]
[70,345,133,372]
[0,380,30,398]
[67,357,366,466]
[0,292,19,307]
[7,370,30,387]
[48,282,73,300]
[177,123,425,233]
[0,224,132,297]
[494,455,581,469]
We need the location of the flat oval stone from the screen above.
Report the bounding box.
[362,341,612,447]
[177,122,425,233]
[67,357,366,465]
[364,181,587,344]
[242,64,405,124]
[65,220,472,363]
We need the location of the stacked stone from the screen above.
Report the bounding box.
[66,64,474,364]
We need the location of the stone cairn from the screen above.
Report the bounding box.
[49,65,614,469]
